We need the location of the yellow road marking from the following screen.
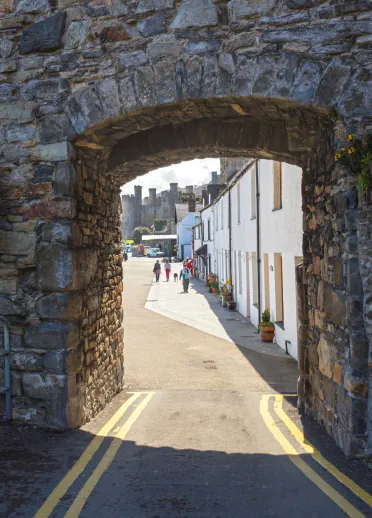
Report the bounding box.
[274,395,372,508]
[34,392,143,518]
[260,395,365,518]
[65,391,155,517]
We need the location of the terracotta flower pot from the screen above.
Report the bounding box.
[212,287,219,294]
[260,325,275,342]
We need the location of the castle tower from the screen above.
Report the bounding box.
[168,183,179,233]
[149,187,157,222]
[133,185,142,229]
[122,195,136,240]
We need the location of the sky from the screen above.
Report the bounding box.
[121,158,220,197]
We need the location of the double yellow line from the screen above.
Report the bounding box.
[35,391,154,518]
[260,394,371,518]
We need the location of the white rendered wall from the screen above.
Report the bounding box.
[201,204,216,276]
[227,160,302,359]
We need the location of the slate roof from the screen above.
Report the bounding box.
[175,203,203,222]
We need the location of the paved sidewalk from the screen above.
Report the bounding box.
[145,273,287,358]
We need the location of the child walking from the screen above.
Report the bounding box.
[164,259,171,282]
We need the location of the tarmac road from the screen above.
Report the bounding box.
[1,258,372,518]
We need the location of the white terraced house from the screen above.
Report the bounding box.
[197,160,303,360]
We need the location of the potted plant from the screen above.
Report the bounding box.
[227,300,236,311]
[207,282,213,293]
[211,281,219,294]
[259,309,275,342]
[208,272,217,283]
[221,282,231,296]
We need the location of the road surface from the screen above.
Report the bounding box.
[1,258,372,518]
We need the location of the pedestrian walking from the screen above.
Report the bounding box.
[153,260,161,282]
[164,259,171,282]
[186,257,193,278]
[180,262,191,293]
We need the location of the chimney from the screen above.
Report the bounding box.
[202,189,209,207]
[188,193,196,213]
[211,171,218,185]
[207,184,223,204]
[186,185,194,194]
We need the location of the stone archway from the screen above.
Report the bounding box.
[1,0,372,455]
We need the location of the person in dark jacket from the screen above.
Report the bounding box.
[153,260,161,282]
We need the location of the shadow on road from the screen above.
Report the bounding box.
[1,420,372,518]
[189,278,299,399]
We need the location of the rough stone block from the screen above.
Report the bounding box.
[137,13,165,37]
[0,369,22,396]
[24,78,70,102]
[229,0,276,21]
[37,114,70,145]
[22,373,66,400]
[11,351,44,371]
[16,0,50,13]
[65,20,89,50]
[0,39,13,59]
[318,333,333,379]
[347,258,363,298]
[323,284,346,327]
[118,51,148,70]
[172,0,217,29]
[25,321,79,350]
[36,246,79,291]
[97,78,121,120]
[147,35,184,62]
[31,142,72,162]
[350,331,369,368]
[19,12,66,54]
[0,101,36,122]
[6,123,35,143]
[0,230,36,255]
[36,292,83,320]
[24,197,76,219]
[43,350,66,374]
[291,60,323,103]
[0,296,24,319]
[136,0,174,13]
[333,363,343,385]
[41,221,81,247]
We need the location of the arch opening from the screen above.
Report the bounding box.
[1,95,370,458]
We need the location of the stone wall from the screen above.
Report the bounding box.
[74,151,124,425]
[298,132,369,456]
[1,0,372,455]
[0,149,123,428]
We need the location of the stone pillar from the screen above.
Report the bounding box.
[186,185,194,194]
[301,131,369,457]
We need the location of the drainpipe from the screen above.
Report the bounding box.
[228,186,233,298]
[256,160,262,325]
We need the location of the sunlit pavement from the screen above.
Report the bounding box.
[1,258,372,518]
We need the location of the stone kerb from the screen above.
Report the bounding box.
[0,0,372,453]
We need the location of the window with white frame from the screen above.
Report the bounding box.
[237,182,241,224]
[252,252,258,305]
[238,252,242,294]
[273,161,282,210]
[251,169,256,219]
